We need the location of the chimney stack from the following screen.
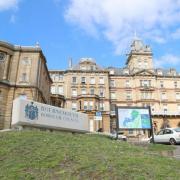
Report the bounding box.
[68,57,72,70]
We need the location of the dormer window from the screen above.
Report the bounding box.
[90,65,95,71]
[170,69,176,76]
[157,70,163,76]
[80,66,86,70]
[123,69,129,75]
[109,70,114,74]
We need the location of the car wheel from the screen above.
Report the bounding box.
[169,138,176,145]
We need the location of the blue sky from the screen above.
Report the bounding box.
[1,0,180,70]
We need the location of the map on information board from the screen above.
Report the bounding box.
[117,108,151,129]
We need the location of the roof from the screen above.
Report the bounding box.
[0,40,52,83]
[107,67,180,77]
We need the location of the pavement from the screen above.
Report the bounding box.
[173,145,180,160]
[0,129,12,132]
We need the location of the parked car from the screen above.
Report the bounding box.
[110,131,127,141]
[150,128,180,145]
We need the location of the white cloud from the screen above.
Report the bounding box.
[0,0,20,11]
[154,54,180,68]
[65,0,180,54]
[171,28,180,40]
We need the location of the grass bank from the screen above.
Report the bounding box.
[0,130,179,179]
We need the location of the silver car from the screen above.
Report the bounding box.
[152,128,180,145]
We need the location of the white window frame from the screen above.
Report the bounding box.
[110,80,115,87]
[99,88,104,97]
[89,101,93,110]
[99,103,104,111]
[126,91,132,100]
[51,86,56,94]
[57,86,63,95]
[72,102,77,111]
[72,77,77,84]
[90,77,95,84]
[174,81,178,88]
[81,77,86,84]
[125,80,130,87]
[161,92,167,100]
[110,92,116,99]
[99,77,104,84]
[90,88,94,95]
[160,81,164,88]
[176,92,180,100]
[81,88,86,95]
[72,89,77,97]
[84,101,88,110]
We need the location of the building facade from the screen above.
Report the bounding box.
[50,59,111,132]
[0,41,52,129]
[50,39,180,136]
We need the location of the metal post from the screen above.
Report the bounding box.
[149,106,155,144]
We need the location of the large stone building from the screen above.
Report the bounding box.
[50,60,111,132]
[1,38,180,136]
[0,41,52,129]
[50,38,180,136]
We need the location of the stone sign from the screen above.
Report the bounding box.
[12,98,89,133]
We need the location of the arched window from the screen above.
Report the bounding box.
[0,52,6,62]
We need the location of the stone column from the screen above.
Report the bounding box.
[2,54,10,81]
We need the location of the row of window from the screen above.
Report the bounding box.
[72,88,105,97]
[50,74,106,84]
[80,65,96,71]
[110,91,180,100]
[72,76,105,84]
[51,86,105,97]
[51,86,63,95]
[50,74,64,82]
[51,85,180,100]
[72,101,105,111]
[110,80,179,88]
[137,60,149,69]
[161,92,180,100]
[109,69,129,75]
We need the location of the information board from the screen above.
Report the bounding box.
[116,107,152,129]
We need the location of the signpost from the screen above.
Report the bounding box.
[94,111,102,121]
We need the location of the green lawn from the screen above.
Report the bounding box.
[0,130,179,180]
